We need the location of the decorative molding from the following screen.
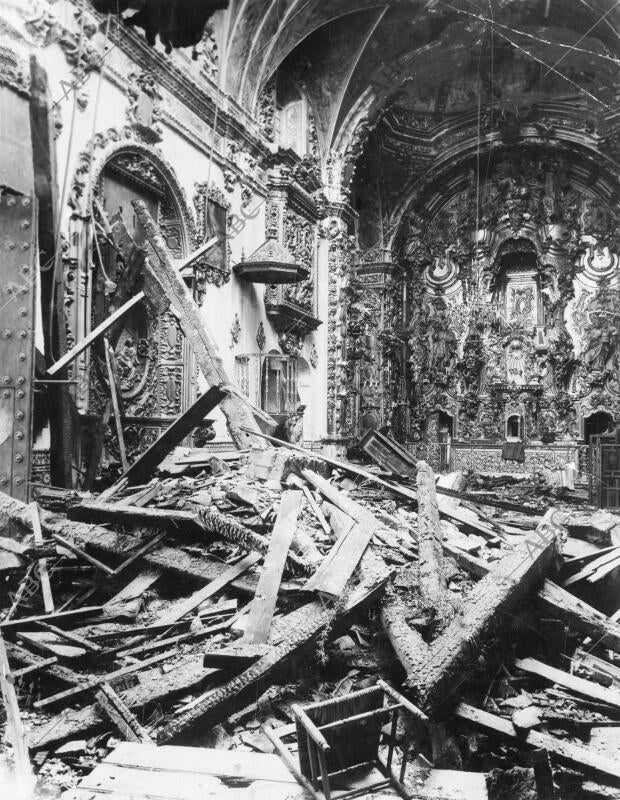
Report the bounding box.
[230,313,241,348]
[193,181,232,287]
[0,44,29,95]
[126,70,164,142]
[198,24,219,84]
[256,321,266,351]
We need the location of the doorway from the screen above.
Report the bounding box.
[438,411,454,472]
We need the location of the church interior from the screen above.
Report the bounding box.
[0,1,620,799]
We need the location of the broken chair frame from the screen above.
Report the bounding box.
[265,679,428,800]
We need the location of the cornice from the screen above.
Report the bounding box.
[97,9,271,166]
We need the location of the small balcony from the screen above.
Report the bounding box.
[264,284,322,336]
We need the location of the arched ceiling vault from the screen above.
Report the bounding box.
[221,0,619,157]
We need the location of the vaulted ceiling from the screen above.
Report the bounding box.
[219,0,619,152]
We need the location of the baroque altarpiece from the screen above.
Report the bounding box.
[340,148,620,473]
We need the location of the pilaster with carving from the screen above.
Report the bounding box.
[324,214,356,437]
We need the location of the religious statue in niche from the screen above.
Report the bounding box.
[581,287,620,374]
[401,214,431,269]
[506,337,527,385]
[427,318,458,374]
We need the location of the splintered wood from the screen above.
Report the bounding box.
[2,436,620,798]
[242,490,302,644]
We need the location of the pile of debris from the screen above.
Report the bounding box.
[2,430,620,799]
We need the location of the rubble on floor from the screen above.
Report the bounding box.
[1,436,620,799]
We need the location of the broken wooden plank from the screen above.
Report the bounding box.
[110,532,167,577]
[196,507,313,576]
[103,570,163,612]
[0,632,33,784]
[0,605,103,633]
[75,741,304,800]
[242,491,302,644]
[11,656,58,679]
[29,502,54,614]
[155,557,390,743]
[130,200,269,450]
[537,580,620,654]
[104,339,129,473]
[0,491,259,597]
[18,629,88,660]
[68,502,201,531]
[52,533,115,575]
[33,648,179,709]
[456,702,620,782]
[37,622,102,654]
[116,615,237,659]
[515,657,620,711]
[413,512,559,711]
[287,474,331,536]
[119,386,228,486]
[300,471,381,599]
[4,641,83,688]
[202,643,269,669]
[47,291,146,377]
[563,547,620,587]
[95,682,154,743]
[587,553,620,584]
[151,552,260,629]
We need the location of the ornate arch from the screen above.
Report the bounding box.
[68,127,198,251]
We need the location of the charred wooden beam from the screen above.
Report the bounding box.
[537,580,620,653]
[413,512,559,711]
[0,491,258,596]
[118,385,227,485]
[196,507,313,576]
[95,683,154,744]
[456,702,620,783]
[30,653,214,750]
[416,462,449,628]
[131,200,269,450]
[379,587,430,684]
[67,502,202,532]
[155,556,390,743]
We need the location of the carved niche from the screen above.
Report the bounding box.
[64,143,197,476]
[126,70,164,142]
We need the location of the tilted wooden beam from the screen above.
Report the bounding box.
[131,199,270,450]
